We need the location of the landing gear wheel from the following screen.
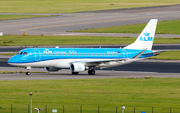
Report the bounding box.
[88,69,95,75]
[26,72,31,76]
[72,72,79,75]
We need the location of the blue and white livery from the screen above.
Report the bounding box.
[8,19,160,75]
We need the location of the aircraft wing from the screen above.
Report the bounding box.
[84,59,126,67]
[143,50,169,56]
[72,49,147,67]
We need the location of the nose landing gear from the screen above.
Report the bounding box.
[25,66,31,76]
[26,71,31,75]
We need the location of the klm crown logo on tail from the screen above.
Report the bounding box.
[140,32,153,41]
[143,32,150,36]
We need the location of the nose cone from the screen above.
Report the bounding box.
[8,58,14,64]
[8,56,19,66]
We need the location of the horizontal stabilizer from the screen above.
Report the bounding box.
[143,50,169,56]
[133,48,147,59]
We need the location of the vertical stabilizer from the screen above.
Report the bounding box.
[124,19,158,50]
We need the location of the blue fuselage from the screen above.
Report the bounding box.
[8,48,154,64]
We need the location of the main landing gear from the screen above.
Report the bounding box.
[88,69,95,75]
[71,69,96,75]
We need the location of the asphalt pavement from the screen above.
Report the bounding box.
[0,67,180,80]
[0,5,180,79]
[1,44,180,74]
[0,5,180,36]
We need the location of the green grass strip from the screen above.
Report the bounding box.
[74,19,180,34]
[149,50,180,60]
[0,15,58,21]
[1,35,180,46]
[0,53,15,55]
[0,0,179,13]
[0,71,45,74]
[0,78,180,113]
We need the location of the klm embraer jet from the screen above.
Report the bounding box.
[8,19,161,75]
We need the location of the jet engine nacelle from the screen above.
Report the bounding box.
[46,67,61,72]
[70,63,86,72]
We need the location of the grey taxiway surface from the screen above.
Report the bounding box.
[1,67,180,80]
[0,5,180,36]
[1,45,180,80]
[0,5,180,80]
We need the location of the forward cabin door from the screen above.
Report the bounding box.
[34,49,41,61]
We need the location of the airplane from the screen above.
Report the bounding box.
[8,19,161,75]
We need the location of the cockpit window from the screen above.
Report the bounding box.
[17,52,28,55]
[17,52,23,55]
[23,52,28,55]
